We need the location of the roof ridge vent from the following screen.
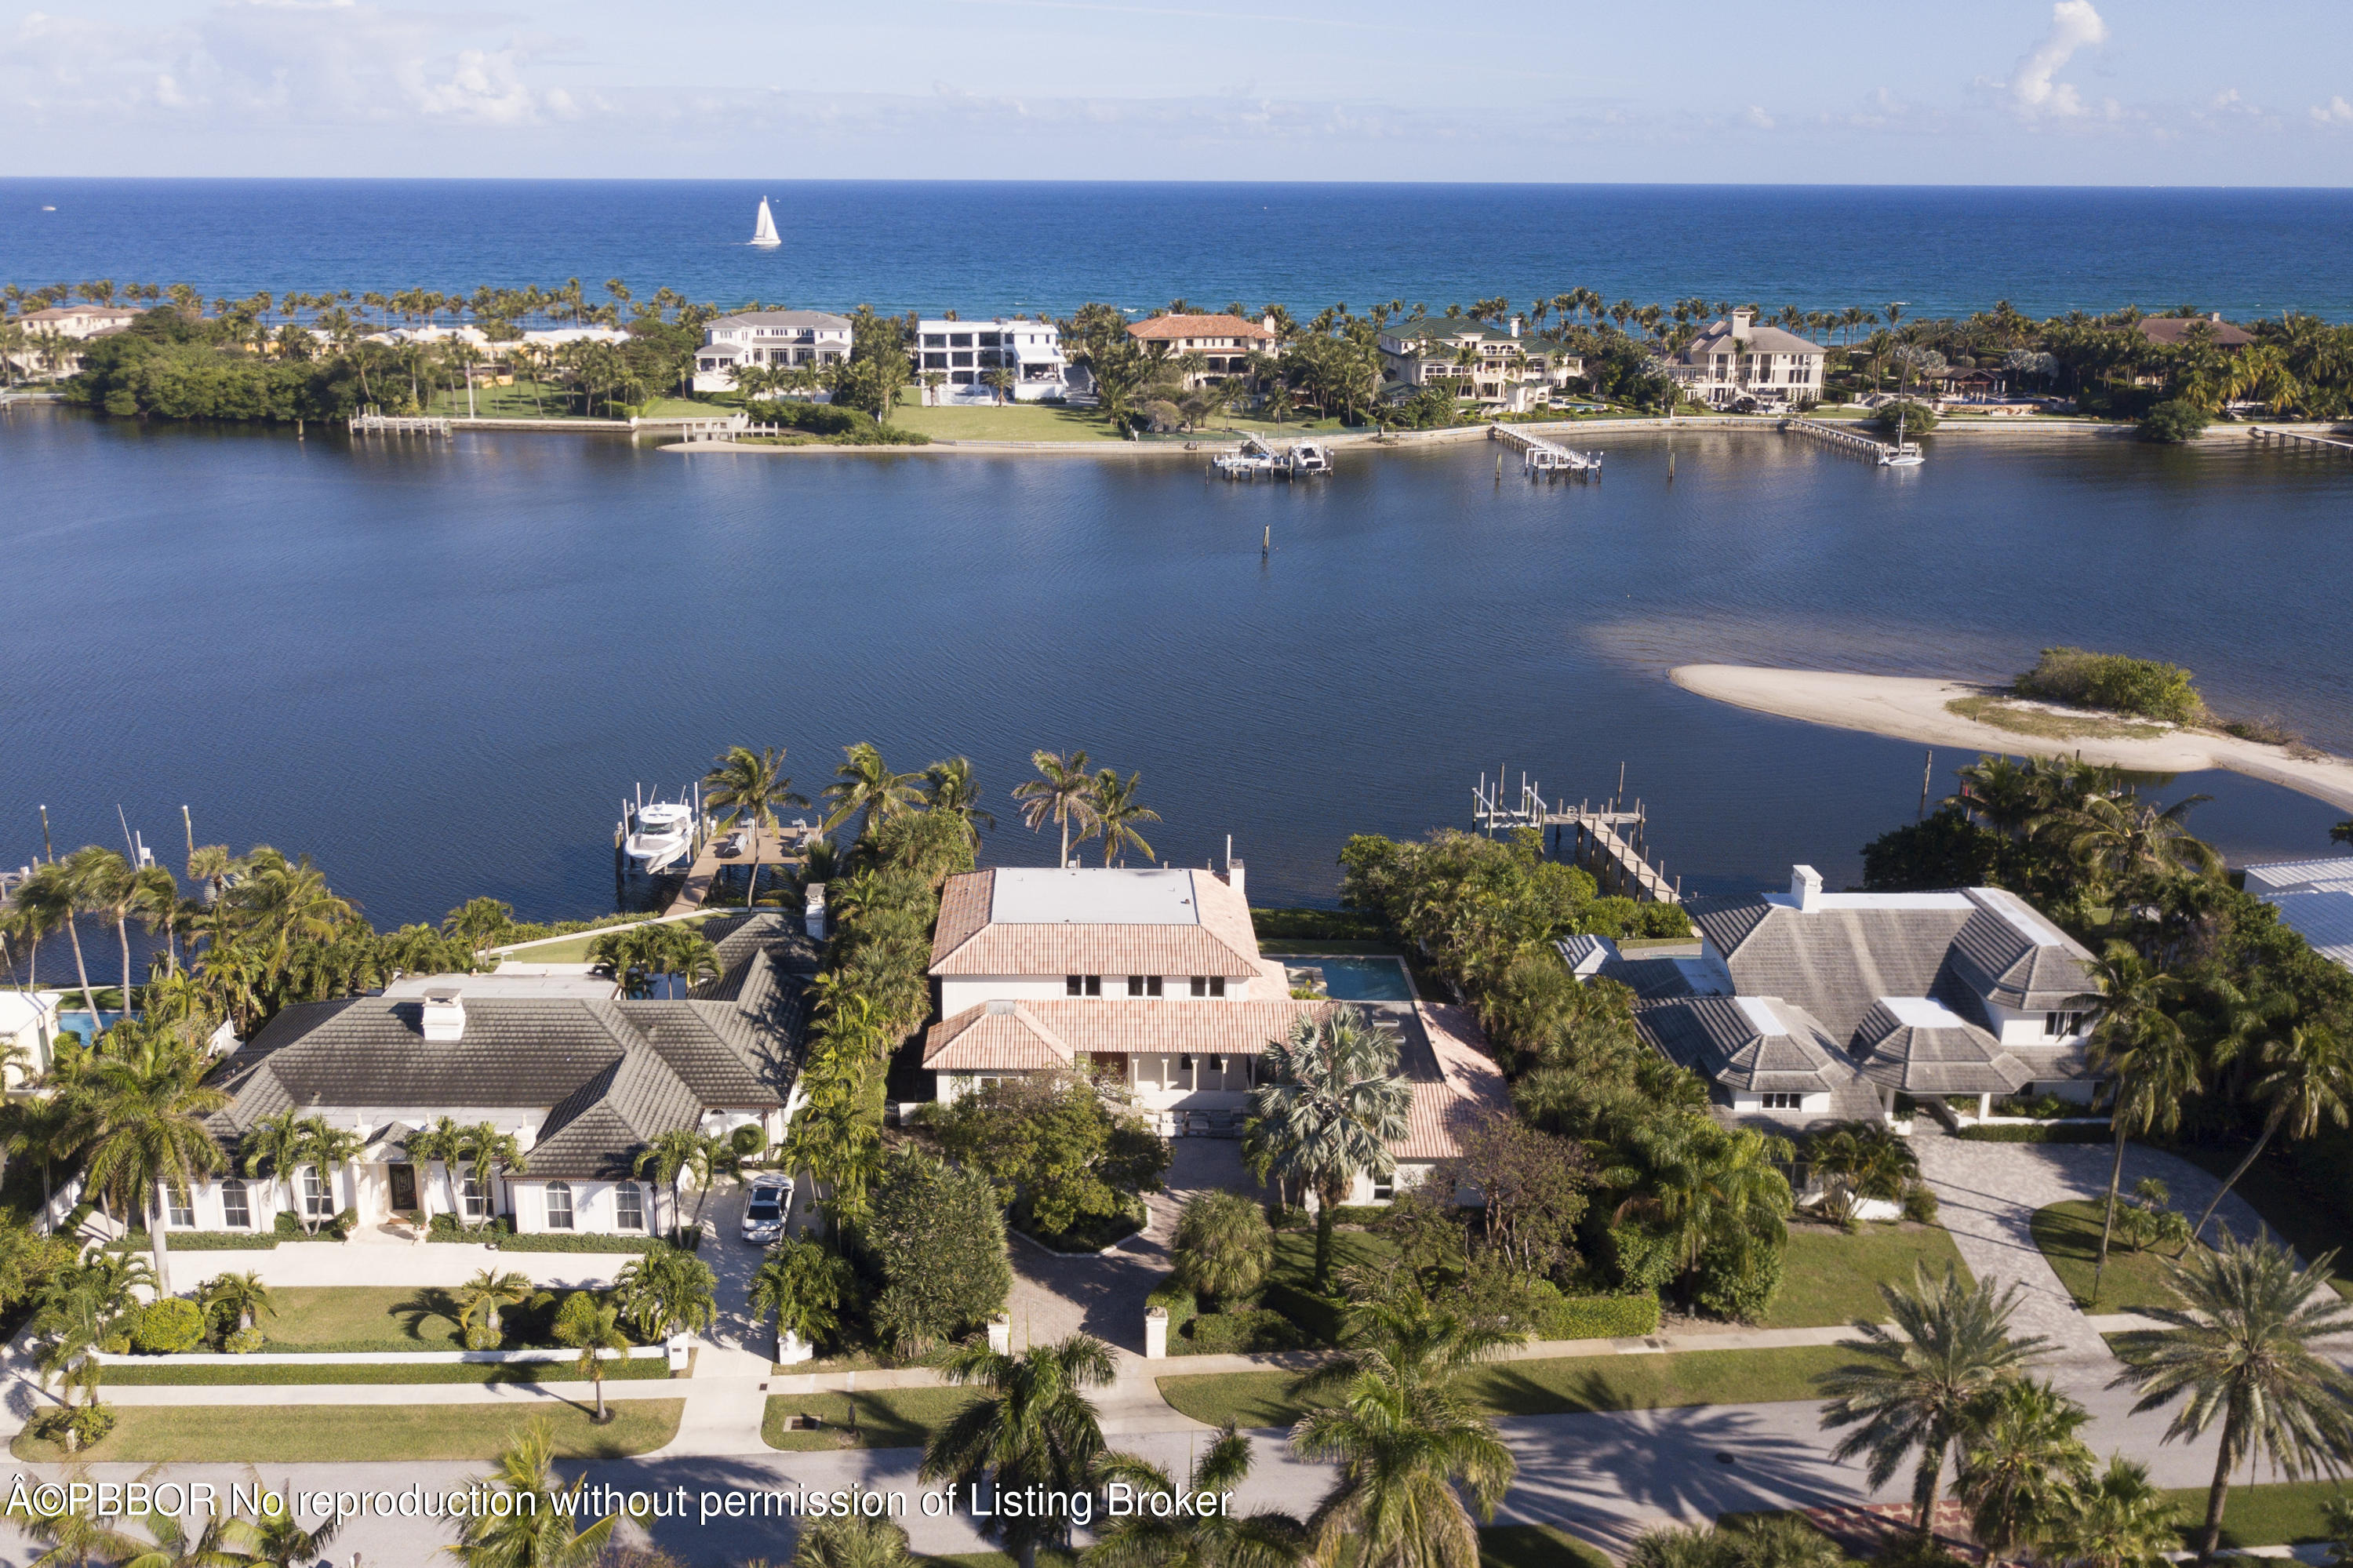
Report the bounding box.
[985,998,1020,1015]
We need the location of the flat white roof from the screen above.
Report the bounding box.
[1734,996,1787,1035]
[1766,892,1976,911]
[383,973,620,999]
[989,868,1202,926]
[1880,995,1971,1029]
[0,991,62,1029]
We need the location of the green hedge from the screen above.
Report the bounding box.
[1957,1123,2111,1144]
[1249,908,1389,942]
[1536,1292,1660,1341]
[1179,1308,1307,1355]
[2013,647,2204,725]
[426,1214,663,1252]
[1258,1280,1347,1346]
[107,1231,278,1252]
[1147,1282,1198,1342]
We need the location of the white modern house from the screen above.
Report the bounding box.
[1662,311,1826,409]
[1377,317,1585,413]
[693,310,854,392]
[918,860,1506,1198]
[1624,866,2100,1122]
[912,318,1068,402]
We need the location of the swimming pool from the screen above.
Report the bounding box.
[1302,955,1415,1002]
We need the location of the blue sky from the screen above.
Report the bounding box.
[9,0,2353,182]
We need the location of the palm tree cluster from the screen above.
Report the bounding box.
[585,921,719,998]
[1011,749,1162,867]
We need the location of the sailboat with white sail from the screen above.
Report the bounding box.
[749,197,781,249]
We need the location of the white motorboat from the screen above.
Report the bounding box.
[1288,441,1333,476]
[622,801,696,875]
[749,197,781,249]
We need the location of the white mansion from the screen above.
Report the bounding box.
[1663,311,1826,409]
[693,310,854,392]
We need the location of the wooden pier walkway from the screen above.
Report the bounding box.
[663,820,819,916]
[1487,423,1601,478]
[350,408,452,437]
[2250,424,2353,454]
[1472,775,1680,904]
[1781,417,1915,463]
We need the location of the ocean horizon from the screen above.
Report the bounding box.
[9,179,2351,324]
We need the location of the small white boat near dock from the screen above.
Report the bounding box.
[618,791,699,875]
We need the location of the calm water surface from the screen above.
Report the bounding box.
[3,410,2349,925]
[7,181,2353,322]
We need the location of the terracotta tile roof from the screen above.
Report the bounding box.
[1391,1002,1508,1161]
[2137,316,2253,347]
[929,868,1262,979]
[1126,314,1274,343]
[923,998,1324,1069]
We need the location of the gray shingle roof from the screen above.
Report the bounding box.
[1852,1000,2033,1095]
[529,1045,704,1180]
[1695,900,1973,1042]
[1638,996,1857,1097]
[1944,891,2097,1012]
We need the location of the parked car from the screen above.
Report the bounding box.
[740,1173,793,1245]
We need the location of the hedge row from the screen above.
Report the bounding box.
[1258,1280,1347,1346]
[107,1231,278,1252]
[1957,1124,2111,1144]
[1536,1291,1660,1341]
[1180,1308,1307,1355]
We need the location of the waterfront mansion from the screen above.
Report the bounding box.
[1377,317,1585,413]
[1124,314,1278,388]
[1662,311,1825,410]
[919,861,1503,1201]
[693,310,854,391]
[912,317,1070,402]
[1606,866,2100,1123]
[158,915,813,1239]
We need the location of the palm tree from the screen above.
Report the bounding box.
[1955,1377,2096,1561]
[298,1119,362,1235]
[2072,943,2195,1303]
[449,1419,617,1566]
[200,1269,277,1333]
[2192,1019,2353,1239]
[1013,749,1098,867]
[821,743,923,839]
[77,1032,230,1295]
[235,1477,342,1567]
[1819,1264,2052,1535]
[1087,1423,1305,1568]
[1289,1338,1515,1568]
[748,1235,856,1361]
[702,745,810,904]
[441,896,515,961]
[456,1268,537,1348]
[793,1515,918,1568]
[922,1333,1116,1568]
[1089,769,1160,866]
[409,1114,469,1225]
[1246,1006,1411,1292]
[2046,1456,2183,1568]
[1170,1191,1274,1309]
[1610,1119,1795,1286]
[18,861,101,1022]
[460,1121,527,1228]
[552,1293,631,1422]
[60,847,143,1006]
[2043,791,2223,896]
[614,1245,718,1341]
[2111,1231,2353,1563]
[924,757,996,848]
[635,1126,702,1239]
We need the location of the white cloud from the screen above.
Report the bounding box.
[2004,0,2108,118]
[1742,104,1774,130]
[2313,95,2353,126]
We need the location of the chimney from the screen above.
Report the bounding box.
[420,987,466,1043]
[1731,309,1754,337]
[1509,315,1522,339]
[1259,313,1276,338]
[804,882,827,942]
[2211,312,2223,324]
[1224,835,1246,901]
[1789,864,1823,913]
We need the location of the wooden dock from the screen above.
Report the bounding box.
[664,820,820,916]
[1488,423,1601,478]
[350,408,452,437]
[2250,424,2353,454]
[1782,417,1915,463]
[1472,774,1681,904]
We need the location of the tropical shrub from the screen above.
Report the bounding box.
[1178,1308,1306,1355]
[224,1326,266,1354]
[2137,399,2210,442]
[1535,1291,1661,1340]
[131,1298,207,1355]
[1872,399,1937,435]
[857,1148,1012,1355]
[2013,646,2206,724]
[1901,1182,1940,1224]
[931,1068,1169,1239]
[1170,1191,1274,1308]
[30,1404,118,1449]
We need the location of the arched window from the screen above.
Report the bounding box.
[221,1178,250,1229]
[614,1183,644,1231]
[545,1181,573,1231]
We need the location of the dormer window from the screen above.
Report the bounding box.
[2045,1011,2083,1038]
[1188,976,1224,998]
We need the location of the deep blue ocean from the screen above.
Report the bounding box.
[5,180,2351,322]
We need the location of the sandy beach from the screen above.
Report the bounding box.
[1669,664,2353,814]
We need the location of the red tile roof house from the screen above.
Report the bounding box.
[1124,314,1278,388]
[919,862,1505,1202]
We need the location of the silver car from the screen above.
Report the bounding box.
[740,1175,793,1246]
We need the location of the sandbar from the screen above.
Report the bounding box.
[1668,664,2353,814]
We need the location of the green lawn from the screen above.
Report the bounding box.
[762,1388,981,1450]
[1156,1344,1852,1428]
[2160,1480,2353,1548]
[887,398,1121,442]
[2173,1145,2353,1300]
[919,1530,1609,1568]
[231,1284,627,1353]
[1759,1223,1973,1329]
[104,1357,672,1386]
[421,381,618,420]
[495,914,714,966]
[2032,1199,2193,1313]
[12,1400,683,1463]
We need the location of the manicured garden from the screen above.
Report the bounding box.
[1155,1343,1853,1428]
[2031,1199,2193,1313]
[11,1400,683,1463]
[214,1284,631,1353]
